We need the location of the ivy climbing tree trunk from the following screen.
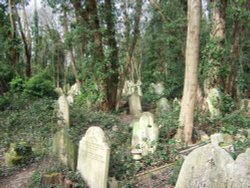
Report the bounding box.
[175,0,201,145]
[204,0,227,96]
[104,0,119,110]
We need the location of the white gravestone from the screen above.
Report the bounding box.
[77,126,110,188]
[131,112,159,157]
[58,95,70,126]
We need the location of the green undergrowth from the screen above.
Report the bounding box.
[0,94,58,175]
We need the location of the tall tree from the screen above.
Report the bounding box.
[104,0,119,110]
[175,0,201,145]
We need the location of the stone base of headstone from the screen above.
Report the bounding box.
[53,129,78,171]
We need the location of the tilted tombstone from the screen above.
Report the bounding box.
[131,112,159,157]
[77,126,110,188]
[58,94,70,127]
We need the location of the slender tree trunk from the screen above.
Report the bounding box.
[175,0,201,145]
[22,0,32,77]
[116,0,143,111]
[62,5,79,85]
[14,5,31,78]
[224,21,242,98]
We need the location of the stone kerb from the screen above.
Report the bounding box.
[77,126,110,188]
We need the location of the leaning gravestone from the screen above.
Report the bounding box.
[58,94,70,127]
[77,126,110,188]
[131,112,159,157]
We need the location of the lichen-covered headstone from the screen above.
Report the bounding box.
[77,126,110,188]
[58,95,69,126]
[131,112,159,157]
[5,142,33,167]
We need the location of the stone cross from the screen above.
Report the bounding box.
[77,126,110,188]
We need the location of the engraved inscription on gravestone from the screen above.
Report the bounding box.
[77,126,110,188]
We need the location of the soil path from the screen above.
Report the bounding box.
[0,164,36,188]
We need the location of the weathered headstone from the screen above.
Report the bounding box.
[58,95,70,126]
[77,126,110,188]
[226,148,250,188]
[131,112,159,157]
[175,144,233,188]
[53,129,78,171]
[156,97,169,114]
[206,88,221,117]
[129,93,142,116]
[151,82,164,95]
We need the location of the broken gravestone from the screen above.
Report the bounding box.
[131,112,159,158]
[77,126,110,188]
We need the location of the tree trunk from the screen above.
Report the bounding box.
[104,0,119,110]
[14,4,32,78]
[175,0,201,145]
[116,0,143,111]
[22,0,32,77]
[224,21,242,98]
[204,0,227,95]
[62,5,80,85]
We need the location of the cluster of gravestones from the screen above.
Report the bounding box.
[54,82,250,188]
[53,81,168,188]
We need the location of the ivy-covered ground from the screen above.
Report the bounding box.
[0,94,249,187]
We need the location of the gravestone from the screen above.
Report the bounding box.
[131,112,159,157]
[77,126,110,188]
[206,88,221,117]
[151,82,164,95]
[175,144,234,188]
[58,95,70,126]
[53,129,78,171]
[67,82,81,105]
[156,97,169,114]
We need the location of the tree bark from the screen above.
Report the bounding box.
[104,0,119,110]
[175,0,201,145]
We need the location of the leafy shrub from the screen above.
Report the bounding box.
[220,110,250,135]
[10,77,25,93]
[219,94,236,114]
[23,71,56,98]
